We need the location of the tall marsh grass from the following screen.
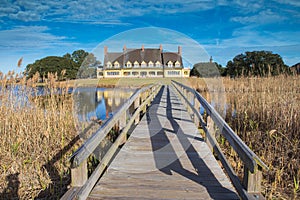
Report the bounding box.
[190,75,299,199]
[0,71,80,199]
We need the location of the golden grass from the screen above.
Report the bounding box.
[189,75,300,199]
[0,71,81,199]
[1,72,298,199]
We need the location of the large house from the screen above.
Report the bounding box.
[97,45,190,78]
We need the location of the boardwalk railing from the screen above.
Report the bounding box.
[172,80,268,200]
[61,84,161,200]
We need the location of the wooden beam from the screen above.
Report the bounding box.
[243,166,263,194]
[71,161,87,187]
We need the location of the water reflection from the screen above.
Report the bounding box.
[74,88,134,122]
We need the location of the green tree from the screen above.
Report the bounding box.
[226,51,290,77]
[71,50,89,66]
[25,56,78,81]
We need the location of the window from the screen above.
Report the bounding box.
[167,61,173,68]
[126,61,132,68]
[149,71,156,76]
[107,62,112,68]
[132,71,139,76]
[157,71,164,76]
[123,72,130,76]
[107,72,120,76]
[140,71,147,76]
[148,61,154,67]
[134,61,139,68]
[141,61,147,67]
[175,61,181,68]
[184,71,188,75]
[167,71,180,76]
[114,61,120,68]
[155,61,161,68]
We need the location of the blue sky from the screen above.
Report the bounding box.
[0,0,299,73]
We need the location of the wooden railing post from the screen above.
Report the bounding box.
[119,111,127,144]
[194,96,200,127]
[206,115,216,151]
[243,166,263,194]
[71,161,88,187]
[134,94,140,124]
[141,92,147,113]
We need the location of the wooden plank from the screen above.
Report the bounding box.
[87,85,239,200]
[70,84,158,168]
[74,85,162,200]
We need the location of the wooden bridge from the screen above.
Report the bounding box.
[62,81,268,200]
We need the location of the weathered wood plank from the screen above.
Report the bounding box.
[87,85,239,200]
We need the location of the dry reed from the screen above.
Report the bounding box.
[0,71,81,199]
[190,75,299,199]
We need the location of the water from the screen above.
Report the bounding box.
[73,87,135,122]
[1,86,134,122]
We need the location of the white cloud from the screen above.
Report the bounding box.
[273,0,300,7]
[0,0,216,23]
[9,11,41,22]
[0,26,73,50]
[231,9,286,24]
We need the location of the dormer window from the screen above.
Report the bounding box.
[107,62,112,68]
[126,61,132,68]
[167,61,173,68]
[134,61,139,68]
[141,61,147,68]
[114,61,120,68]
[148,61,153,67]
[155,61,161,68]
[175,61,180,68]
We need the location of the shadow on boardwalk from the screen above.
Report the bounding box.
[147,85,238,199]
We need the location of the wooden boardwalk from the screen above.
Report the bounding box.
[87,85,239,200]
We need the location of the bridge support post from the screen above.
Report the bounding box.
[141,92,147,113]
[243,166,263,194]
[206,116,216,151]
[71,161,87,187]
[119,111,127,144]
[194,96,200,127]
[134,95,140,124]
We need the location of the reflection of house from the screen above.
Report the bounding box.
[97,45,190,78]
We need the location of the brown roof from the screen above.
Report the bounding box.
[162,52,183,67]
[104,46,182,68]
[104,52,123,65]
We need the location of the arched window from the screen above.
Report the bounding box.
[114,61,120,68]
[155,61,161,68]
[148,61,154,67]
[141,61,147,67]
[167,61,173,68]
[175,61,180,68]
[126,61,132,68]
[134,61,139,68]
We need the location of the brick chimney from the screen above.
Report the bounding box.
[159,44,163,51]
[142,44,144,51]
[210,56,213,63]
[104,46,108,55]
[123,45,127,52]
[178,46,182,55]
